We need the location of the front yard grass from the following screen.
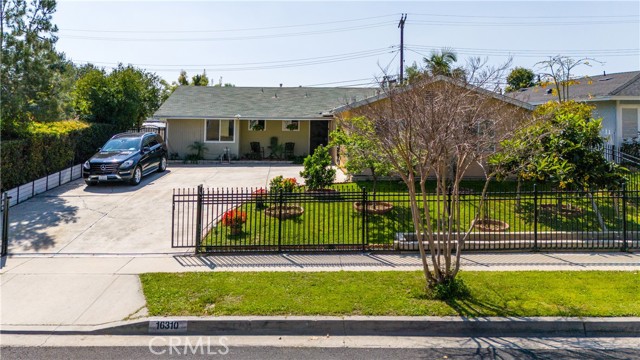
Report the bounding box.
[140,271,640,317]
[201,180,640,249]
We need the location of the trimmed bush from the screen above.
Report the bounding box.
[0,121,116,191]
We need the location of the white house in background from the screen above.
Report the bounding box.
[508,70,640,147]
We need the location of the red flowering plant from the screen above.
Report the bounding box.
[221,209,247,227]
[269,176,298,193]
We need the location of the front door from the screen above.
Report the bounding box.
[309,121,329,154]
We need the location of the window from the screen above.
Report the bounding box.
[249,120,266,131]
[206,119,235,142]
[282,120,300,131]
[622,108,640,139]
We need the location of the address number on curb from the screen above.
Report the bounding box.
[149,320,188,334]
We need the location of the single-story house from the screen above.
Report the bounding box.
[508,70,640,147]
[332,75,535,178]
[154,86,378,160]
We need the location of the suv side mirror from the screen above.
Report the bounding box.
[142,146,151,154]
[97,147,102,152]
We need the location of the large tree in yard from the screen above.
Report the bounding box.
[1,0,73,137]
[341,61,531,293]
[490,101,627,230]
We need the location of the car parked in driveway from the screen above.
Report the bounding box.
[83,132,168,186]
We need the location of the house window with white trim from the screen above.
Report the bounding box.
[282,120,300,131]
[249,120,266,131]
[206,119,234,142]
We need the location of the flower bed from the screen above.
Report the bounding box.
[264,205,304,219]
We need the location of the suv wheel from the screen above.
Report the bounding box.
[130,166,142,186]
[158,156,167,172]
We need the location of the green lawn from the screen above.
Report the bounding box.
[140,271,640,317]
[201,180,640,250]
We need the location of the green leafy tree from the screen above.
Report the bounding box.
[191,70,209,86]
[330,117,393,201]
[300,145,336,190]
[490,101,627,229]
[177,70,189,85]
[1,0,73,138]
[72,64,164,130]
[505,67,535,92]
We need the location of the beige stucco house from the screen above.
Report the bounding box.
[154,86,377,160]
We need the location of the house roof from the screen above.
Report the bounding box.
[507,70,640,105]
[154,86,379,120]
[331,75,535,114]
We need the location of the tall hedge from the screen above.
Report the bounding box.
[1,122,116,192]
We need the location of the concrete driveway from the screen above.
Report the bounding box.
[7,164,345,255]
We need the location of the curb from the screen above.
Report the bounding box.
[2,317,639,337]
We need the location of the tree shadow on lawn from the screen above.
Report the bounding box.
[445,296,519,317]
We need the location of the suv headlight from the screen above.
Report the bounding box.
[120,160,134,168]
[83,161,91,170]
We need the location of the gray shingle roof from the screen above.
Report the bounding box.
[508,70,640,104]
[154,86,379,119]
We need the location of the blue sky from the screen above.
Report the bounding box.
[53,1,640,87]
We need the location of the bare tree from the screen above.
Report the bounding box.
[536,56,601,102]
[338,61,532,290]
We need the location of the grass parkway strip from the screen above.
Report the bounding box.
[140,271,640,317]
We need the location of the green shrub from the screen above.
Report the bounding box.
[300,145,336,190]
[429,277,471,300]
[269,175,299,193]
[0,121,117,191]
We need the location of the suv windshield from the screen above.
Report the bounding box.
[102,137,141,152]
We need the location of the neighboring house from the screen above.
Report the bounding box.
[508,70,640,147]
[154,86,377,160]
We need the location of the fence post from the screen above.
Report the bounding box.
[622,182,628,252]
[533,184,538,252]
[277,190,284,252]
[362,187,367,252]
[2,193,10,256]
[195,184,204,254]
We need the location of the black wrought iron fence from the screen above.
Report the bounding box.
[172,184,640,253]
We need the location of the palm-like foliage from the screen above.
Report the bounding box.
[424,49,458,76]
[423,48,465,79]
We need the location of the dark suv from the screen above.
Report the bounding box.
[83,132,168,186]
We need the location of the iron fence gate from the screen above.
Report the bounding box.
[171,184,640,253]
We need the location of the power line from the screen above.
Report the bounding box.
[73,47,395,67]
[72,49,399,72]
[410,12,638,19]
[405,46,640,58]
[407,19,638,27]
[60,21,396,42]
[59,14,400,34]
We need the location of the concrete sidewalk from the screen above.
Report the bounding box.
[1,252,639,333]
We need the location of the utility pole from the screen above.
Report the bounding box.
[398,13,407,84]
